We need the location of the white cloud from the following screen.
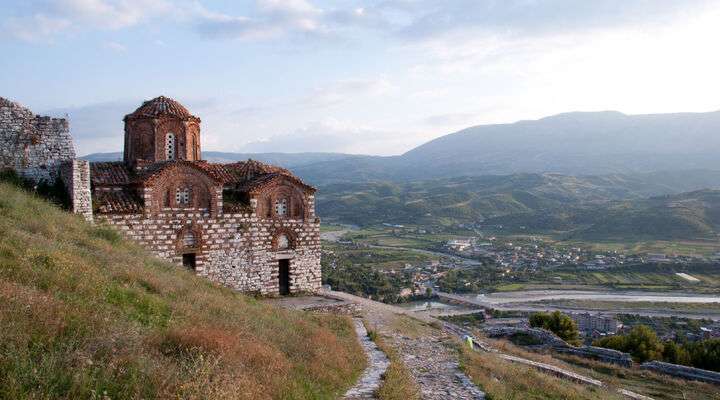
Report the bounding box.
[193,0,326,40]
[2,0,171,41]
[102,40,127,52]
[2,14,71,42]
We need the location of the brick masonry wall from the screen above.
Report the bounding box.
[0,98,75,182]
[60,159,93,222]
[98,210,321,295]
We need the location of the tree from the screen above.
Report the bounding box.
[529,311,580,345]
[662,341,690,365]
[625,325,664,362]
[684,338,720,372]
[594,325,664,363]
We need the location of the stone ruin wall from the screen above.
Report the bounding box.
[98,211,322,295]
[0,98,75,183]
[59,160,93,222]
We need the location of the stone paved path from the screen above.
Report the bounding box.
[344,319,390,400]
[387,331,485,399]
[324,290,485,400]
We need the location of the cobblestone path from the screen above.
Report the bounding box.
[344,319,390,400]
[387,331,485,399]
[324,290,486,400]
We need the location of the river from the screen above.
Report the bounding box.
[459,290,720,305]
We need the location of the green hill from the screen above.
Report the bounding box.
[316,173,679,228]
[0,182,364,399]
[317,175,720,241]
[576,190,720,240]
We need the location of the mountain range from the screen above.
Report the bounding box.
[84,110,720,185]
[83,110,720,240]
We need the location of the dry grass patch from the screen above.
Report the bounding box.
[388,314,436,338]
[556,355,720,400]
[0,182,365,400]
[475,336,720,400]
[459,346,623,400]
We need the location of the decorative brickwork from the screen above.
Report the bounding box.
[100,212,321,294]
[123,96,201,166]
[0,97,75,182]
[91,96,321,295]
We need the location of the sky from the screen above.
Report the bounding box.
[2,0,720,157]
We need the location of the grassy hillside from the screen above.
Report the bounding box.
[575,190,720,240]
[0,182,364,399]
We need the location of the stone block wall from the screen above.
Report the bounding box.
[641,360,720,385]
[0,97,75,183]
[60,159,93,221]
[98,211,321,295]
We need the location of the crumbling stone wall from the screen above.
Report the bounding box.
[98,211,321,295]
[60,160,93,222]
[0,97,75,182]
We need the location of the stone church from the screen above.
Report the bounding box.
[0,96,321,295]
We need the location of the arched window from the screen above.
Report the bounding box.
[165,133,176,160]
[274,198,287,217]
[175,187,190,206]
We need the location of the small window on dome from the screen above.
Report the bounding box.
[274,198,287,217]
[175,187,190,205]
[166,133,176,160]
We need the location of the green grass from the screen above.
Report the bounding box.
[561,239,720,257]
[495,283,527,292]
[0,182,365,400]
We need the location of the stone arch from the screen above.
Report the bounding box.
[271,228,296,251]
[258,184,306,220]
[176,224,203,251]
[148,164,219,213]
[128,120,154,161]
[186,122,201,160]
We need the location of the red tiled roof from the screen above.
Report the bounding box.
[124,96,197,120]
[224,159,292,181]
[93,189,142,214]
[224,159,315,192]
[138,160,228,186]
[90,162,133,186]
[236,172,315,194]
[89,158,315,215]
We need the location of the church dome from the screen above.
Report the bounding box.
[124,96,196,120]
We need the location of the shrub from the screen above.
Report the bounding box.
[529,311,580,345]
[593,325,664,363]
